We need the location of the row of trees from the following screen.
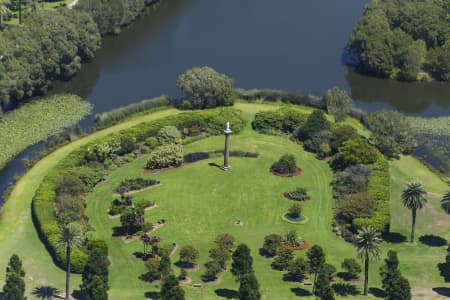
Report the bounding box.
[349,0,450,82]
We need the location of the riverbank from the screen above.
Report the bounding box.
[0,94,92,174]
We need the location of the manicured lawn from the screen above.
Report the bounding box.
[0,102,449,299]
[0,108,180,297]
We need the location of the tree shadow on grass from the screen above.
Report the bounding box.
[437,263,450,282]
[144,291,160,299]
[112,226,123,237]
[214,289,239,299]
[32,286,63,299]
[382,232,406,244]
[208,162,222,169]
[432,287,450,297]
[419,235,448,247]
[290,287,312,297]
[332,283,360,296]
[71,290,85,300]
[369,287,386,298]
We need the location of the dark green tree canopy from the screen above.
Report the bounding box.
[176,66,234,109]
[231,244,254,279]
[324,87,353,122]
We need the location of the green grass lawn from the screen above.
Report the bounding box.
[0,103,449,299]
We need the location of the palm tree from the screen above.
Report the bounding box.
[354,226,382,296]
[402,181,427,243]
[0,4,11,29]
[57,223,84,300]
[442,190,450,213]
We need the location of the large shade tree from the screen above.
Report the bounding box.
[354,226,383,296]
[57,223,84,300]
[402,181,427,243]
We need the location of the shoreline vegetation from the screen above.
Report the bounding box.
[0,0,163,111]
[348,0,450,83]
[0,94,92,170]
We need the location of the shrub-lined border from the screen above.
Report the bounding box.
[270,167,302,177]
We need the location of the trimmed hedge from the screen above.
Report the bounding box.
[353,155,390,233]
[235,88,325,109]
[251,107,308,134]
[183,150,259,164]
[32,107,247,273]
[116,178,160,193]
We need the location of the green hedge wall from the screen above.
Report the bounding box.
[353,155,390,233]
[32,107,246,273]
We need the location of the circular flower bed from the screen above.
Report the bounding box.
[270,167,302,177]
[281,239,309,250]
[282,214,309,225]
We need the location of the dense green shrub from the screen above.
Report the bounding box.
[271,154,297,174]
[235,88,325,109]
[157,126,181,145]
[330,125,359,153]
[286,188,310,201]
[366,110,417,157]
[261,234,282,257]
[353,156,390,233]
[337,138,380,168]
[176,66,234,109]
[296,110,331,141]
[146,144,183,169]
[116,178,160,193]
[251,108,307,134]
[303,130,333,155]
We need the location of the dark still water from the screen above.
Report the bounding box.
[55,0,450,117]
[2,0,450,205]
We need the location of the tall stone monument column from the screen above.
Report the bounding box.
[222,122,232,171]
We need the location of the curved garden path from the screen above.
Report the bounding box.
[0,109,179,295]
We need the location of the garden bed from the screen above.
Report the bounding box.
[144,165,183,174]
[283,191,310,201]
[282,214,309,225]
[270,167,302,177]
[114,184,161,196]
[281,240,309,250]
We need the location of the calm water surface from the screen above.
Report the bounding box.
[2,0,450,204]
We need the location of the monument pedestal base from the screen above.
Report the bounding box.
[220,166,232,171]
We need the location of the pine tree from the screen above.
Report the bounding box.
[238,273,261,300]
[307,245,325,294]
[380,250,411,300]
[160,275,185,300]
[315,268,334,300]
[2,254,26,300]
[231,244,253,280]
[81,240,109,299]
[86,276,108,300]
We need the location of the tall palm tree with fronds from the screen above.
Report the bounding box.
[57,223,84,300]
[402,181,427,243]
[354,226,382,296]
[0,4,11,28]
[442,190,450,213]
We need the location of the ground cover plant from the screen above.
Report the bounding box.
[0,103,450,299]
[0,94,92,170]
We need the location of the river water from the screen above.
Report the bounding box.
[1,0,450,204]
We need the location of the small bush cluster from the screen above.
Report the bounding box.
[235,88,325,109]
[116,178,160,194]
[202,234,235,282]
[285,188,310,201]
[146,144,183,170]
[251,108,308,134]
[271,154,298,175]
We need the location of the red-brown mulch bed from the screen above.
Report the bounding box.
[281,240,309,250]
[270,167,302,177]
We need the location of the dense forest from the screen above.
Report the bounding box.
[0,0,160,109]
[349,0,450,82]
